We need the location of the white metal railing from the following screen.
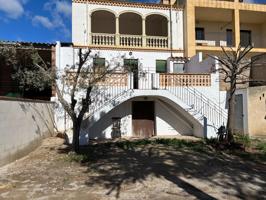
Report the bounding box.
[91,33,116,46]
[146,36,168,48]
[119,34,143,47]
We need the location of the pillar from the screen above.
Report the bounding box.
[142,18,146,47]
[87,14,91,45]
[116,16,120,46]
[184,2,196,58]
[233,9,240,47]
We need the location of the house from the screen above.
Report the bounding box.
[183,0,266,58]
[55,0,266,143]
[53,0,232,144]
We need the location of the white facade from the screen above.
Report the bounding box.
[72,1,184,51]
[53,0,229,144]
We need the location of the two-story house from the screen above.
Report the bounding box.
[56,0,229,144]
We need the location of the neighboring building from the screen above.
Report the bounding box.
[234,53,266,137]
[0,41,55,101]
[183,0,266,58]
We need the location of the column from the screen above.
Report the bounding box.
[168,20,171,49]
[142,18,146,47]
[87,14,91,45]
[116,16,120,46]
[233,9,240,47]
[185,2,196,57]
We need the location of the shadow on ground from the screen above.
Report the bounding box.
[58,139,266,199]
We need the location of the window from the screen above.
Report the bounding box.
[240,30,252,47]
[226,29,233,47]
[124,59,138,72]
[195,28,205,40]
[93,58,105,67]
[156,60,167,73]
[93,58,105,73]
[173,63,184,73]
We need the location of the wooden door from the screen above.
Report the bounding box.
[132,101,155,137]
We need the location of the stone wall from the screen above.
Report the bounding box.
[0,98,55,167]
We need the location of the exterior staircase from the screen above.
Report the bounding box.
[83,72,227,138]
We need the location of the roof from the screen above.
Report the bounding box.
[72,0,182,10]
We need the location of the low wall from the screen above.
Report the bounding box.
[0,97,55,167]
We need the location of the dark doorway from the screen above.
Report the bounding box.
[132,101,155,137]
[240,30,252,47]
[124,59,138,89]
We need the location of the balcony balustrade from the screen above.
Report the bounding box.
[91,33,169,49]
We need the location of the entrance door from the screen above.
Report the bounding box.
[235,94,244,134]
[124,59,138,89]
[132,101,155,137]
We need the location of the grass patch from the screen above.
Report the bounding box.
[65,152,89,163]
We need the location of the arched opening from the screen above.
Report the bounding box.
[119,12,142,35]
[91,10,115,33]
[146,14,168,36]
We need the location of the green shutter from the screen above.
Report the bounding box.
[93,58,105,67]
[156,60,167,73]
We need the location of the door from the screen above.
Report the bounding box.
[240,30,251,47]
[235,94,244,134]
[124,59,138,89]
[132,101,155,137]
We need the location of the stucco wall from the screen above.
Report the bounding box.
[72,2,184,50]
[0,98,55,167]
[84,97,196,142]
[247,86,266,136]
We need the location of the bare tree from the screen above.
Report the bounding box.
[0,42,119,153]
[209,44,257,143]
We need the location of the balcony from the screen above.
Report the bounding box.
[89,10,169,49]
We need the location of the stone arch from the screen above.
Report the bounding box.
[145,14,168,36]
[91,10,116,34]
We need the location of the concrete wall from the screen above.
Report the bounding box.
[236,86,266,137]
[0,98,55,167]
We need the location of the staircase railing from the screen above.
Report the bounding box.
[159,74,227,128]
[87,72,227,130]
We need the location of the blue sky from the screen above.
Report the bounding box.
[0,0,265,43]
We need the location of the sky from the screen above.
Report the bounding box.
[0,0,265,44]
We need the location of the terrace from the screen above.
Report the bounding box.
[90,10,169,49]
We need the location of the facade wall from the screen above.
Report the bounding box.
[72,2,184,50]
[236,86,266,137]
[247,86,266,137]
[0,98,54,167]
[84,97,195,142]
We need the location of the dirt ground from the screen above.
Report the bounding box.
[0,137,265,200]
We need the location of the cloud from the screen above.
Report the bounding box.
[32,15,54,29]
[0,0,28,19]
[32,0,71,41]
[44,0,71,18]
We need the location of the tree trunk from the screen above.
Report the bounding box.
[72,119,81,153]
